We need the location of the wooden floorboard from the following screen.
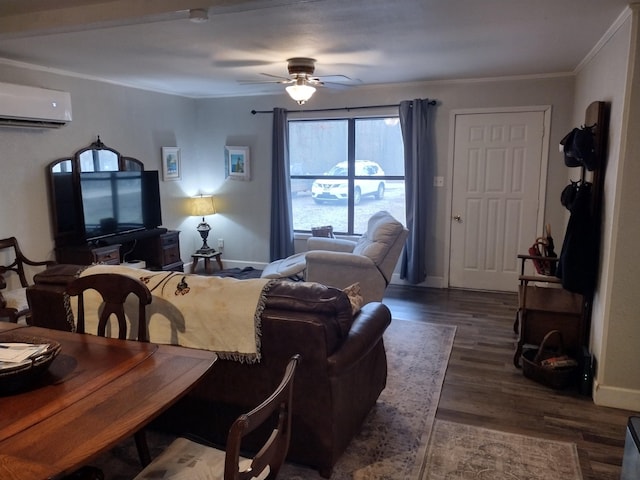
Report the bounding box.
[383,285,634,480]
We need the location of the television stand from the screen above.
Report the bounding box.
[90,227,169,247]
[55,229,182,272]
[56,243,122,266]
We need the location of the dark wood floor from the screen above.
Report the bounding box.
[382,284,634,480]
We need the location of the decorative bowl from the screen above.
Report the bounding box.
[0,333,61,394]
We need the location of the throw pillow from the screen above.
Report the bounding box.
[343,282,364,315]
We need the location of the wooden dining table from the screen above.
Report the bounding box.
[0,322,217,480]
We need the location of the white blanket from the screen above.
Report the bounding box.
[65,264,273,363]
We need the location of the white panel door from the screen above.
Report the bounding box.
[449,111,545,291]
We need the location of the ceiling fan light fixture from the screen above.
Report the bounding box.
[286,82,316,105]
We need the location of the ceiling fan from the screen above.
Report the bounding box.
[240,57,359,105]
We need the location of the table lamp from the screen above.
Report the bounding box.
[192,195,216,254]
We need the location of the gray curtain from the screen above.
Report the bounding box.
[269,107,294,261]
[399,99,434,284]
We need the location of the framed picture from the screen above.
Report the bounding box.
[161,147,181,181]
[225,146,250,181]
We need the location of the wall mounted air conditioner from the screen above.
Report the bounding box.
[0,82,72,128]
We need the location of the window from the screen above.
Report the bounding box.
[289,117,405,234]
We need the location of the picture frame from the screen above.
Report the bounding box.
[225,146,250,181]
[161,147,181,181]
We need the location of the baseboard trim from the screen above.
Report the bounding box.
[593,379,640,410]
[390,274,445,289]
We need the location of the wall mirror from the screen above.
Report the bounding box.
[47,137,144,245]
[49,136,143,173]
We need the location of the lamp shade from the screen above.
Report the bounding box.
[192,195,216,217]
[286,83,316,105]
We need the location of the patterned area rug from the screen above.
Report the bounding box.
[422,420,583,480]
[211,266,263,279]
[89,319,456,479]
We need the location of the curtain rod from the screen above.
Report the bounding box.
[250,100,437,115]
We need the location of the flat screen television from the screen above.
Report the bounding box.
[78,170,162,242]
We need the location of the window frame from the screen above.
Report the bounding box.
[288,114,405,235]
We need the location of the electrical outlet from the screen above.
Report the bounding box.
[433,176,444,187]
[217,238,224,249]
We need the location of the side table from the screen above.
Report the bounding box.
[513,254,585,368]
[191,251,223,274]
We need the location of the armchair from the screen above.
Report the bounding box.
[262,211,408,304]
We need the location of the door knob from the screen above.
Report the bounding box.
[453,215,462,223]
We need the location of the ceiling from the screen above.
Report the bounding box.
[0,0,631,99]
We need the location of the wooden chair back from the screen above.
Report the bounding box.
[66,273,152,342]
[0,237,55,322]
[0,236,55,286]
[225,354,300,480]
[0,237,30,288]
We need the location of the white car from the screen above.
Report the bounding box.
[312,160,385,204]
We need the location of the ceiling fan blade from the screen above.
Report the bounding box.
[305,77,324,86]
[214,59,274,68]
[260,72,293,82]
[237,72,294,85]
[237,79,282,85]
[316,74,362,84]
[321,82,355,91]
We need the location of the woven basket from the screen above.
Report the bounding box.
[521,330,577,389]
[311,225,335,238]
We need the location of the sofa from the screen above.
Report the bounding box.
[26,264,392,478]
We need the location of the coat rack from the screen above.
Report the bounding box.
[579,101,610,343]
[512,101,610,382]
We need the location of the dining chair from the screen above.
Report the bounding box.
[66,272,152,342]
[133,354,301,480]
[66,272,153,467]
[0,236,56,323]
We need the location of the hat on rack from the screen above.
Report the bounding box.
[560,128,582,167]
[559,125,597,170]
[560,180,580,211]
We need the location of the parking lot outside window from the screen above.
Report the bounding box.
[289,117,406,235]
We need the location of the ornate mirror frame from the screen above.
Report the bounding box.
[47,137,144,246]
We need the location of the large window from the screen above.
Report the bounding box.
[289,117,405,234]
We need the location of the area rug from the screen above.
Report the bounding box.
[422,420,583,480]
[89,319,456,479]
[212,266,263,279]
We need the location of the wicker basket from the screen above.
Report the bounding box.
[521,330,577,389]
[311,225,335,238]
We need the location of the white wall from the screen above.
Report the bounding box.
[0,63,199,281]
[0,63,575,284]
[193,76,575,283]
[575,7,640,409]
